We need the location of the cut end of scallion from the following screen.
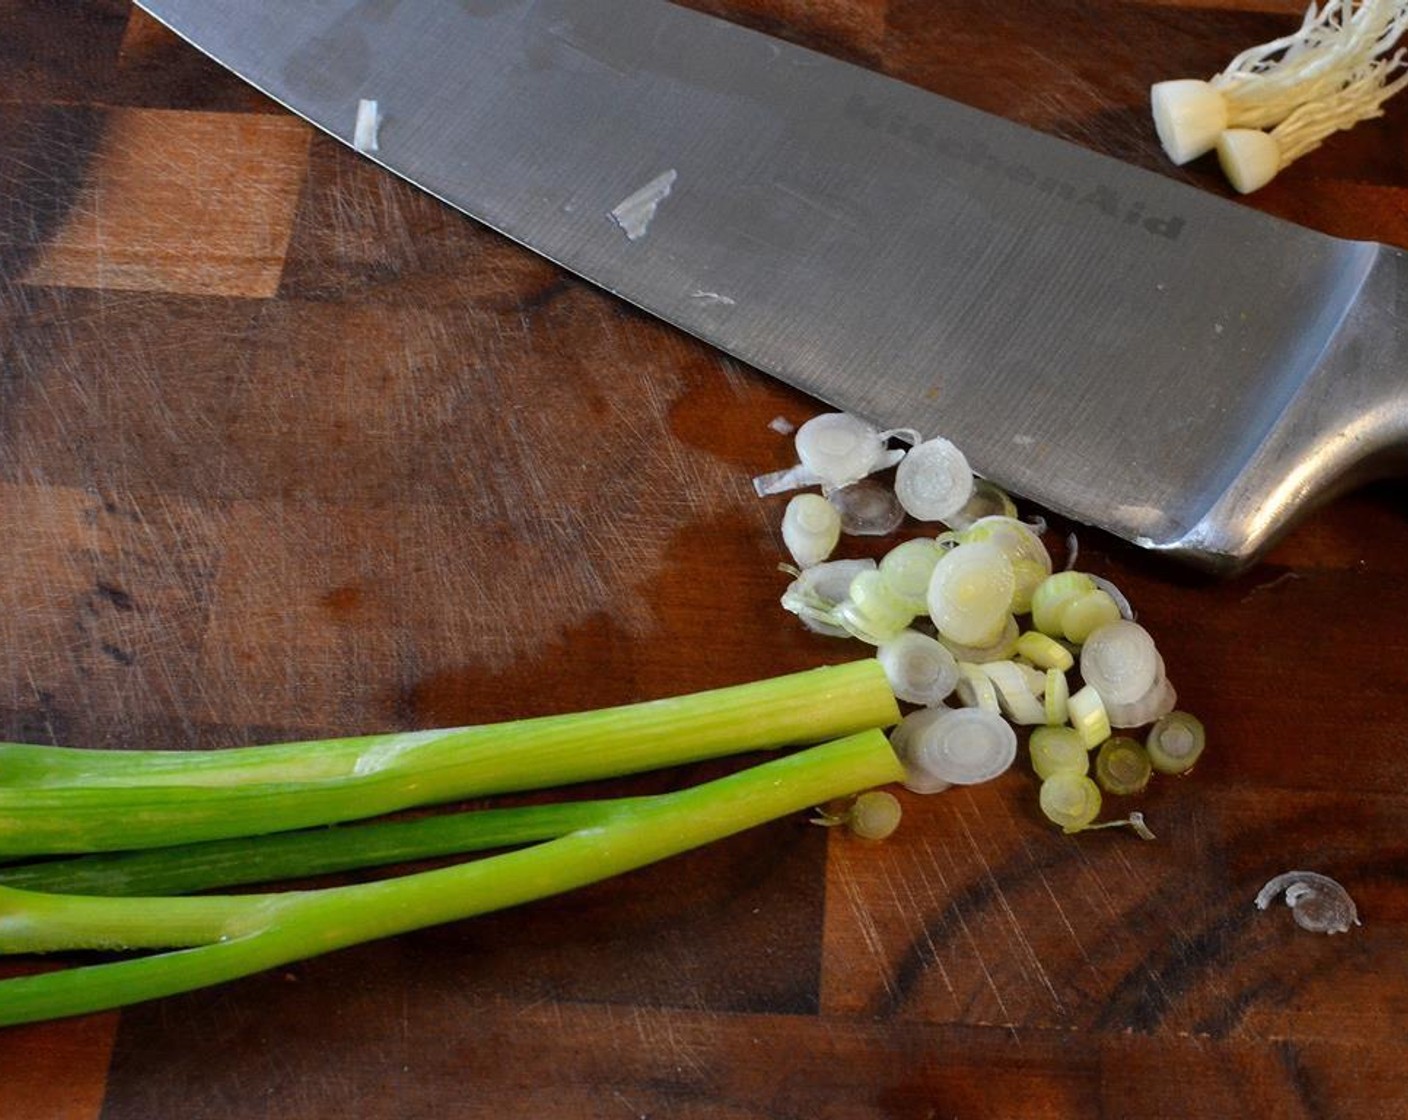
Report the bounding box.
[1216,128,1282,194]
[1150,79,1228,164]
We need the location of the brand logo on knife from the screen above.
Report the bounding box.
[845,94,1185,241]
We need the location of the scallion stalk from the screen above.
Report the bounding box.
[0,662,899,858]
[0,730,904,1027]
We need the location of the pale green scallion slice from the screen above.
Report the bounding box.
[927,540,1015,648]
[836,570,916,646]
[1061,589,1123,644]
[1043,668,1070,726]
[1039,773,1102,832]
[1015,630,1074,672]
[878,538,947,614]
[1028,726,1089,781]
[1067,685,1112,749]
[1146,711,1206,774]
[1031,571,1096,638]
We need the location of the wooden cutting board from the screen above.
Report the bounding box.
[2,2,1406,1117]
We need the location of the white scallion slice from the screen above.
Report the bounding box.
[780,558,876,637]
[1080,620,1160,706]
[1105,671,1177,729]
[909,707,1017,785]
[836,570,917,646]
[794,413,891,489]
[1015,630,1074,671]
[752,463,824,497]
[1145,710,1206,774]
[959,516,1053,614]
[936,615,1020,664]
[829,480,906,537]
[1038,773,1102,832]
[894,437,975,523]
[955,663,1001,715]
[781,493,842,568]
[1067,685,1112,749]
[927,540,1015,647]
[1029,726,1089,780]
[1061,589,1122,644]
[878,538,946,613]
[1093,736,1153,795]
[976,660,1046,725]
[1043,667,1070,726]
[876,631,960,706]
[944,477,1018,529]
[889,707,955,794]
[1089,574,1135,621]
[1030,571,1096,637]
[811,790,904,840]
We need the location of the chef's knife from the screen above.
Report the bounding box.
[133,0,1407,573]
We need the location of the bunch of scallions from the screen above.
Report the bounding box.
[0,661,903,1027]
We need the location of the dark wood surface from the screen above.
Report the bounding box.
[2,1,1407,1116]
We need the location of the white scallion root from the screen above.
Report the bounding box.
[1152,0,1408,164]
[1218,49,1408,192]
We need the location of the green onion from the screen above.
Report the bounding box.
[1030,571,1095,638]
[0,798,641,897]
[1145,710,1206,774]
[1014,630,1074,672]
[1038,773,1102,832]
[0,730,905,1027]
[814,789,903,840]
[1066,685,1112,749]
[1043,667,1070,726]
[1093,736,1154,795]
[1028,726,1089,781]
[926,540,1015,647]
[0,661,899,858]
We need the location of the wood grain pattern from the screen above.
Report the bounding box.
[1,1,1406,1118]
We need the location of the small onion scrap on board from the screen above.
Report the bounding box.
[760,412,1206,839]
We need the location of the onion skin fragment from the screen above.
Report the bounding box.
[1255,871,1361,934]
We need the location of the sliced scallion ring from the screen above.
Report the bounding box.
[955,663,1001,715]
[1145,711,1206,774]
[909,707,1018,785]
[836,570,917,646]
[1031,571,1096,637]
[1028,726,1089,780]
[1080,620,1160,706]
[1038,773,1102,832]
[1067,685,1112,749]
[976,660,1046,725]
[894,437,975,523]
[780,558,876,637]
[1093,736,1154,795]
[1014,631,1074,672]
[927,540,1015,647]
[936,615,1020,664]
[1061,589,1122,644]
[794,412,891,489]
[878,538,946,613]
[1105,672,1177,729]
[876,631,960,706]
[889,707,955,794]
[829,480,906,537]
[960,517,1053,614]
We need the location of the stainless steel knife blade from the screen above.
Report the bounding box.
[132,0,1408,572]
